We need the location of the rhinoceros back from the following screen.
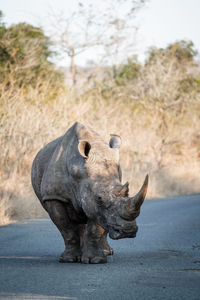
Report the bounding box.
[31,136,63,203]
[31,122,110,207]
[31,122,85,206]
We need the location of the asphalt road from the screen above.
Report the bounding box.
[0,194,200,300]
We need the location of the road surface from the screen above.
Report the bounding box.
[0,194,200,300]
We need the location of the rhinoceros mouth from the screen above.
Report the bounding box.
[108,227,137,240]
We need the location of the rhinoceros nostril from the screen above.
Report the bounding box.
[109,227,121,240]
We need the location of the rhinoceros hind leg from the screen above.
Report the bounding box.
[44,200,81,263]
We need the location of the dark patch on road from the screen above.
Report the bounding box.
[181,269,200,272]
[192,244,200,250]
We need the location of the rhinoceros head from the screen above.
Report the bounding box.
[75,133,148,240]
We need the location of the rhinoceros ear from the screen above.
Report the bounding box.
[109,134,121,149]
[78,140,91,158]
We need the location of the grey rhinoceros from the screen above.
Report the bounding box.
[31,122,148,264]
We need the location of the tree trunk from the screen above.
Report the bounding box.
[70,51,76,86]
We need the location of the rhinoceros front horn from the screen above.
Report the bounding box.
[120,175,149,221]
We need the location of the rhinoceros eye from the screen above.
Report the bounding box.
[96,195,112,209]
[96,196,104,207]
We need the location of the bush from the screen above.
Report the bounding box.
[146,40,198,68]
[0,18,64,92]
[179,76,200,94]
[115,56,140,83]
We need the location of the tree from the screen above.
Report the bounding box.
[48,0,146,85]
[146,40,198,67]
[0,18,63,91]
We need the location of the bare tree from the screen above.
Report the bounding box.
[48,0,146,85]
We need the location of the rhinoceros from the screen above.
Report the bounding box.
[31,122,148,264]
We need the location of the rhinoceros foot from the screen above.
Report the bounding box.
[81,254,107,264]
[59,249,81,263]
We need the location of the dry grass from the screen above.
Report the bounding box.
[1,57,200,225]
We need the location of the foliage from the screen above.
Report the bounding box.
[0,17,64,93]
[145,41,200,97]
[146,40,198,67]
[166,40,198,63]
[179,76,200,94]
[115,56,141,83]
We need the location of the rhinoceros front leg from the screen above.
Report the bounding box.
[44,200,82,263]
[81,222,110,264]
[100,229,114,256]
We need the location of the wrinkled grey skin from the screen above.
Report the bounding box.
[31,122,148,264]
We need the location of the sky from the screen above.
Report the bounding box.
[1,0,200,66]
